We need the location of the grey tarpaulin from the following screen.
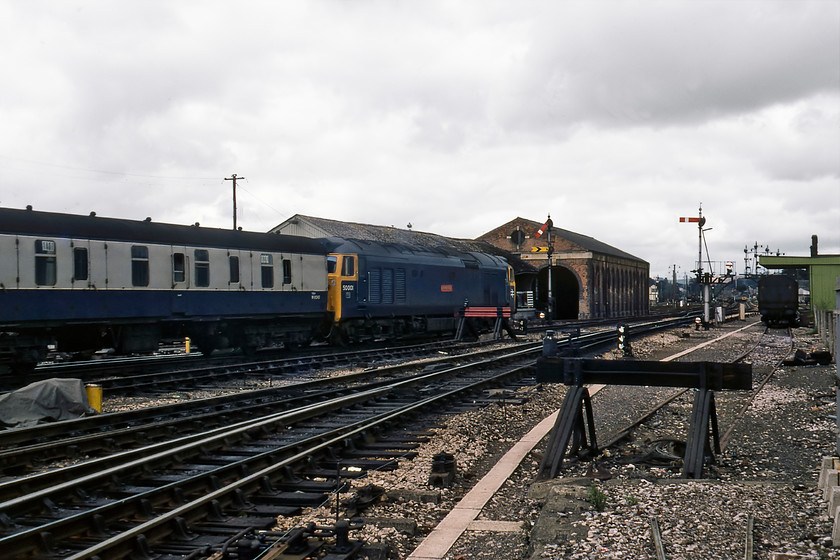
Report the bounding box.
[0,378,95,428]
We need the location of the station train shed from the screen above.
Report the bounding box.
[271,215,649,321]
[476,217,649,320]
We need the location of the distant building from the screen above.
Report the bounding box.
[476,218,649,319]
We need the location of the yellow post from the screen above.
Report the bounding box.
[85,384,102,413]
[185,337,191,354]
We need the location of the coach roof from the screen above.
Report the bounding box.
[0,206,327,255]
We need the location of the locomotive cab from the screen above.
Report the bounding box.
[326,253,358,341]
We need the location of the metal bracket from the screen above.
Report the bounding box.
[682,388,721,478]
[538,384,598,479]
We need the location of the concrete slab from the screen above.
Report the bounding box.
[467,519,524,533]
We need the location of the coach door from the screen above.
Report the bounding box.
[70,239,91,289]
[171,246,188,314]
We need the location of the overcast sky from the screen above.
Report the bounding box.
[1,1,838,278]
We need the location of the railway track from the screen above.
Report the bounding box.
[0,343,541,559]
[535,323,798,558]
[584,323,792,468]
[0,315,695,477]
[0,338,487,394]
[648,513,755,559]
[0,314,700,559]
[393,317,789,559]
[0,341,539,478]
[0,311,700,394]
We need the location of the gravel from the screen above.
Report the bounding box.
[267,320,837,559]
[99,320,838,559]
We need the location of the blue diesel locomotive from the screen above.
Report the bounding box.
[0,207,516,372]
[323,237,515,344]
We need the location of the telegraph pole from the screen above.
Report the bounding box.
[225,174,244,230]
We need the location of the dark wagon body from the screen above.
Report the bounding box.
[757,275,799,327]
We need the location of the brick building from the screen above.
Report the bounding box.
[477,218,650,319]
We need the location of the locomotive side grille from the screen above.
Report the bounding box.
[369,269,381,304]
[395,268,406,303]
[382,268,394,304]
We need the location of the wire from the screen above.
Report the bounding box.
[0,153,218,181]
[701,229,715,275]
[235,181,291,227]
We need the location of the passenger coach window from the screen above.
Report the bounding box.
[342,256,355,276]
[229,256,240,284]
[131,246,149,287]
[261,254,274,288]
[194,249,209,287]
[35,240,57,286]
[282,259,292,284]
[173,253,185,283]
[73,247,88,281]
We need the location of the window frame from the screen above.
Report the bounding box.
[282,259,292,285]
[260,253,274,289]
[34,239,57,286]
[229,255,240,285]
[173,252,186,284]
[131,245,150,287]
[73,247,89,282]
[194,249,210,287]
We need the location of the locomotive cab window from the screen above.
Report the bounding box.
[35,239,57,286]
[73,247,88,282]
[131,246,149,287]
[173,253,186,283]
[327,256,337,274]
[342,256,355,276]
[261,254,274,288]
[194,249,209,287]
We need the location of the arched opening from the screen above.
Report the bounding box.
[536,266,579,320]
